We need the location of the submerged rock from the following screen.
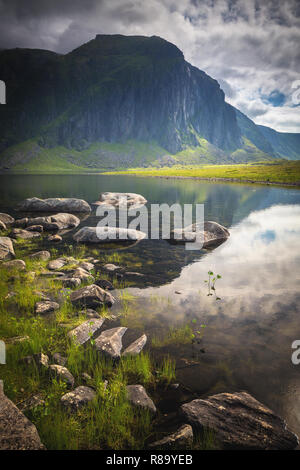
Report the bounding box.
[94,327,127,359]
[0,388,45,450]
[28,250,51,261]
[148,424,193,450]
[93,192,147,209]
[2,259,26,271]
[170,221,230,248]
[61,386,96,410]
[18,197,91,213]
[122,334,147,356]
[0,213,14,226]
[126,385,156,414]
[73,226,146,244]
[180,392,299,450]
[102,263,124,273]
[49,365,75,388]
[35,301,60,315]
[0,237,15,260]
[70,284,115,309]
[68,318,105,345]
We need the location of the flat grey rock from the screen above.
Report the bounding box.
[0,236,15,260]
[2,259,26,271]
[180,392,299,450]
[170,220,230,248]
[12,228,41,239]
[0,389,45,450]
[126,385,156,414]
[18,197,91,213]
[70,284,115,309]
[48,258,67,270]
[72,267,94,282]
[61,386,96,410]
[35,301,59,315]
[94,327,127,359]
[93,192,147,209]
[28,250,51,261]
[68,318,105,345]
[26,213,80,231]
[122,334,147,356]
[73,226,146,244]
[148,424,193,449]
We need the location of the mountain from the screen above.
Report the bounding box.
[0,34,299,170]
[258,125,300,160]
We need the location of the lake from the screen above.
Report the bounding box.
[1,173,300,437]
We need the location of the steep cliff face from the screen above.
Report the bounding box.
[0,34,241,155]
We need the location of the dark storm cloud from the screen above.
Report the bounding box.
[0,0,299,131]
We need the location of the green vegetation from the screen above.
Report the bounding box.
[104,160,300,185]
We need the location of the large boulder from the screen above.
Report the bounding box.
[0,388,45,449]
[148,424,193,450]
[18,197,91,213]
[170,221,230,248]
[68,318,105,345]
[0,236,15,260]
[93,192,147,209]
[126,385,156,414]
[122,334,147,356]
[94,327,127,359]
[61,386,96,410]
[26,213,80,231]
[73,226,146,243]
[180,392,298,450]
[70,284,115,309]
[0,213,14,226]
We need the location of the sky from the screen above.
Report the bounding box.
[0,0,299,133]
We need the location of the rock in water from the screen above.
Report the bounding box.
[61,386,96,410]
[68,318,105,345]
[94,327,127,359]
[73,226,146,243]
[122,334,147,356]
[0,236,15,260]
[170,221,230,248]
[126,385,156,413]
[0,388,45,449]
[70,284,115,308]
[180,392,299,450]
[26,213,80,231]
[148,424,193,449]
[18,197,91,213]
[93,192,147,209]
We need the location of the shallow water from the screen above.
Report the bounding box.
[1,174,300,436]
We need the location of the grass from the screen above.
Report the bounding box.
[152,324,195,348]
[103,161,300,185]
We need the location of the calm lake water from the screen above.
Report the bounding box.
[1,174,300,436]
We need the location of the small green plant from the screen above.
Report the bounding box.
[205,270,222,300]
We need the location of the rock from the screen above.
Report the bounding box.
[170,221,230,248]
[11,228,41,239]
[60,277,81,288]
[0,236,15,260]
[21,353,49,368]
[28,250,51,261]
[18,197,91,213]
[94,327,127,359]
[2,259,26,271]
[0,388,45,449]
[93,192,147,209]
[48,258,67,270]
[148,424,193,450]
[26,213,80,231]
[48,234,62,242]
[6,335,29,344]
[61,386,96,410]
[0,213,14,226]
[124,271,145,278]
[39,271,65,277]
[52,353,67,366]
[12,217,28,228]
[95,279,114,290]
[122,334,147,356]
[73,226,146,244]
[78,308,100,319]
[72,267,94,282]
[0,220,6,231]
[26,225,43,233]
[35,301,59,315]
[126,385,156,414]
[49,365,75,388]
[19,395,45,412]
[102,263,124,273]
[82,372,92,383]
[180,392,299,450]
[78,262,94,272]
[68,318,105,345]
[70,284,115,309]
